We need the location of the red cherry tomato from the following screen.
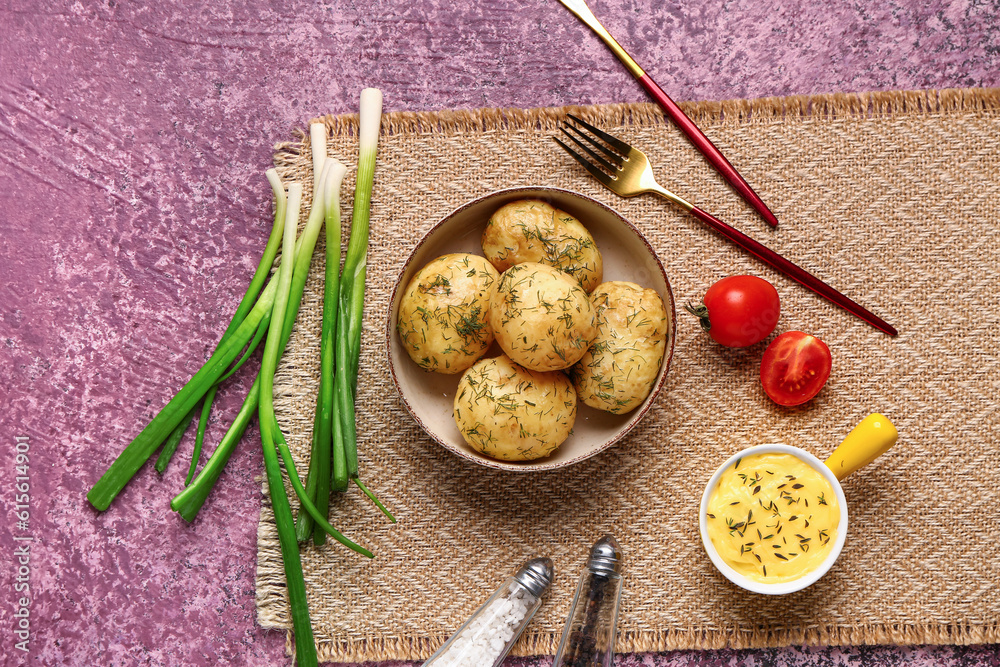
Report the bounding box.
[686,275,780,347]
[760,331,832,406]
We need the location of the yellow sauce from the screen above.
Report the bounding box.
[705,452,840,584]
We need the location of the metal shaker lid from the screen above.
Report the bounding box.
[587,535,623,575]
[514,557,555,598]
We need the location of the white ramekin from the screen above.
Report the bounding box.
[699,443,850,595]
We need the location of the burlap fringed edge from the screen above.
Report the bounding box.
[270,87,1000,157]
[291,623,1000,663]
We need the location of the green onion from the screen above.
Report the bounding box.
[168,169,288,519]
[86,280,276,511]
[170,375,259,521]
[274,418,371,556]
[171,122,332,521]
[257,176,370,667]
[87,117,383,667]
[323,161,350,501]
[183,174,288,486]
[333,88,394,521]
[90,114,384,666]
[297,159,348,544]
[257,182,318,667]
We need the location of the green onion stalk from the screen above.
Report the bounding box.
[182,195,287,485]
[151,172,288,480]
[87,119,380,666]
[87,263,278,511]
[89,116,370,523]
[87,169,288,511]
[86,303,272,511]
[334,88,394,520]
[297,160,348,544]
[256,182,319,667]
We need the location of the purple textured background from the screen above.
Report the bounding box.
[1,0,998,665]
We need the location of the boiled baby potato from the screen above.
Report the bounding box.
[482,199,603,292]
[397,253,499,374]
[453,354,577,461]
[489,262,597,372]
[571,281,669,414]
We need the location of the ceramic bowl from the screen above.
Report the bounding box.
[699,443,850,595]
[385,186,676,471]
[698,414,898,594]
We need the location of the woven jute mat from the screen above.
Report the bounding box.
[257,88,1000,662]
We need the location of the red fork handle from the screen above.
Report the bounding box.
[686,204,897,336]
[638,73,780,229]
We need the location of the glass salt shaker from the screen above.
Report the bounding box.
[422,557,554,667]
[552,535,624,667]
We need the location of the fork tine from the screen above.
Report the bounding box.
[553,136,616,187]
[567,113,633,155]
[559,127,621,175]
[562,122,624,167]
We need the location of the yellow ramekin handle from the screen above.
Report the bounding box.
[824,413,899,481]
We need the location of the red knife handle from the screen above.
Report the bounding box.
[686,204,897,336]
[638,73,780,229]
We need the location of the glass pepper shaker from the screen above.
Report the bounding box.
[552,535,624,667]
[422,557,554,667]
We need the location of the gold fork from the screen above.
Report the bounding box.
[555,0,778,228]
[554,115,897,336]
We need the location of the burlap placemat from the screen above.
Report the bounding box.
[257,88,1000,662]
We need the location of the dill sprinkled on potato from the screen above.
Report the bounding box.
[570,281,668,414]
[397,253,498,374]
